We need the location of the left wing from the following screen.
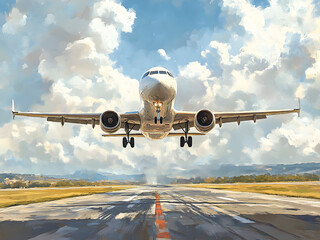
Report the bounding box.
[12,100,140,129]
[173,100,300,129]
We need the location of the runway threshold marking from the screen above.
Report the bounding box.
[184,195,255,224]
[155,192,171,240]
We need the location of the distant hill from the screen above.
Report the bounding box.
[0,173,57,182]
[205,162,320,177]
[50,170,146,182]
[0,171,145,183]
[1,162,319,184]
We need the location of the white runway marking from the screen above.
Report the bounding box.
[127,204,135,208]
[148,204,155,215]
[217,197,238,202]
[183,195,255,224]
[184,196,198,202]
[115,212,138,220]
[207,205,255,224]
[107,206,114,210]
[73,207,89,212]
[124,195,137,202]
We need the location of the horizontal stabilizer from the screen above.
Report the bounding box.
[102,132,205,137]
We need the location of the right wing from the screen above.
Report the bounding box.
[12,100,140,130]
[173,100,300,129]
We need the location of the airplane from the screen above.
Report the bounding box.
[12,66,300,148]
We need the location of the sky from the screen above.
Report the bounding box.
[0,0,319,180]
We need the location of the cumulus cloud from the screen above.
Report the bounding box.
[158,48,171,61]
[2,8,27,34]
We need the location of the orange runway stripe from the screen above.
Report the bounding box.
[155,193,171,239]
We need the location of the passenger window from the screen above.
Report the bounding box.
[150,71,158,75]
[142,72,149,78]
[159,71,166,74]
[167,71,174,77]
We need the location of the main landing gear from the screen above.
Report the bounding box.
[123,122,135,148]
[179,121,192,147]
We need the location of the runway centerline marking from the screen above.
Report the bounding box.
[183,194,255,224]
[155,192,171,240]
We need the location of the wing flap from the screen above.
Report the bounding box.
[47,117,100,125]
[218,115,266,124]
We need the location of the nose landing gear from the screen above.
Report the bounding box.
[179,121,192,147]
[154,102,163,124]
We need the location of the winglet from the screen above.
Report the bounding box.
[12,99,16,119]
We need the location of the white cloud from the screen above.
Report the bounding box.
[158,49,171,61]
[2,8,27,34]
[93,0,136,33]
[44,14,56,26]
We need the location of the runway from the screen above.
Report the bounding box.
[0,185,319,240]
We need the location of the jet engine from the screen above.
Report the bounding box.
[194,110,215,133]
[100,111,121,133]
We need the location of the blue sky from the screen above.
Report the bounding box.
[0,0,319,178]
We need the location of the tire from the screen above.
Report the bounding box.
[154,117,157,124]
[160,117,163,124]
[187,136,192,147]
[180,136,185,147]
[130,137,135,148]
[122,137,128,148]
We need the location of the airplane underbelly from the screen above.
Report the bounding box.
[143,132,169,140]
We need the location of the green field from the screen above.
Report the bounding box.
[0,186,132,208]
[187,182,320,199]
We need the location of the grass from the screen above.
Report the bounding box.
[187,182,320,199]
[0,186,133,208]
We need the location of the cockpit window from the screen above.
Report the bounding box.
[159,71,166,74]
[150,71,158,75]
[167,71,174,77]
[142,72,149,78]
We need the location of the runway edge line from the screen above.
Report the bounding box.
[155,192,171,240]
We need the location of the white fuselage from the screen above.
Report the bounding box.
[139,67,177,139]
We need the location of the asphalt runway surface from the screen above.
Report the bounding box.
[0,185,319,240]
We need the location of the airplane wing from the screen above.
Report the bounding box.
[173,100,300,130]
[11,100,140,129]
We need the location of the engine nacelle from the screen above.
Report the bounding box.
[194,110,215,133]
[100,111,121,133]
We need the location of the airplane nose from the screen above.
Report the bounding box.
[146,77,174,102]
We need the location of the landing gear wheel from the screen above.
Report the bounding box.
[123,137,128,148]
[187,136,192,147]
[154,117,157,124]
[160,117,163,124]
[180,136,185,147]
[130,137,135,148]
